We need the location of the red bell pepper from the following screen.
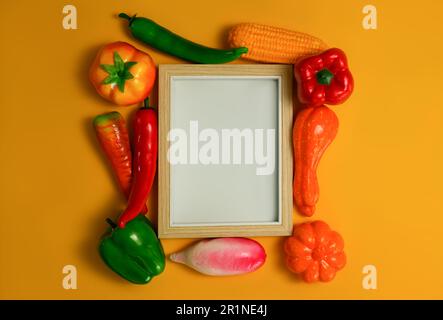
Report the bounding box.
[294,48,354,107]
[117,99,158,228]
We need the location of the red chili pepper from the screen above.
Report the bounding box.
[294,48,354,107]
[117,99,158,228]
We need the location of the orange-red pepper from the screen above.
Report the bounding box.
[93,112,132,197]
[93,112,147,214]
[293,106,338,216]
[284,220,346,283]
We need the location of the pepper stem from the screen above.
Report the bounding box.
[106,218,118,230]
[316,68,334,86]
[118,13,136,26]
[143,97,150,109]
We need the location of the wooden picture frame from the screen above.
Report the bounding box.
[158,64,293,238]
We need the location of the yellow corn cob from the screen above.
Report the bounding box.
[228,23,328,64]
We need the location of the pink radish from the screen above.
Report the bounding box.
[170,238,266,276]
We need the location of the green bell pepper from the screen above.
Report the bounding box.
[99,215,165,284]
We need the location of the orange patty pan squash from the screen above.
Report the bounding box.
[89,41,156,106]
[284,221,346,283]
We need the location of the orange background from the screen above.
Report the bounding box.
[1,0,442,299]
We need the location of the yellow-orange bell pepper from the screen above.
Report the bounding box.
[89,41,156,106]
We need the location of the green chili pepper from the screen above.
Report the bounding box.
[99,215,165,284]
[119,13,248,64]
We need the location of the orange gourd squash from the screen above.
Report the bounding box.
[293,106,339,216]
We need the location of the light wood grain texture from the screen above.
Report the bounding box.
[158,64,293,238]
